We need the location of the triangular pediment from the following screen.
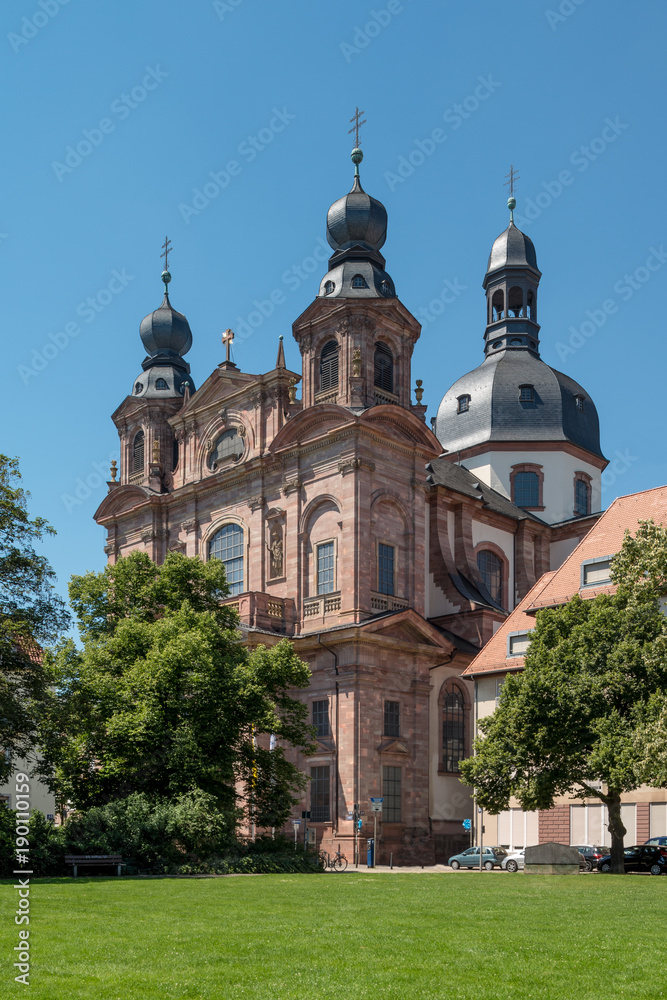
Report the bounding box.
[377,739,409,754]
[361,608,457,654]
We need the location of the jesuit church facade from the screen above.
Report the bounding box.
[94,148,608,864]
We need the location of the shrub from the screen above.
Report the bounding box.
[0,806,66,878]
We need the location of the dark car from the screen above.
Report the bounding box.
[448,847,507,870]
[571,845,609,872]
[597,845,667,875]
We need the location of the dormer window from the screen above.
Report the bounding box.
[324,280,335,295]
[507,631,532,657]
[379,280,391,295]
[581,556,612,587]
[134,382,143,394]
[351,274,368,289]
[155,378,168,390]
[575,394,585,412]
[457,395,470,414]
[519,384,534,402]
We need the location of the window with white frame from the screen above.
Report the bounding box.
[316,541,335,595]
[208,523,244,595]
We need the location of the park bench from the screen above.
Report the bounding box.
[64,854,123,877]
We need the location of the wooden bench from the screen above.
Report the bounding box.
[65,854,123,877]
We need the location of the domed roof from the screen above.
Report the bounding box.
[140,292,193,358]
[487,221,539,275]
[327,175,387,251]
[435,351,604,458]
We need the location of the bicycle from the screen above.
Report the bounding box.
[318,849,348,872]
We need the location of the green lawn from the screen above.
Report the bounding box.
[0,872,664,999]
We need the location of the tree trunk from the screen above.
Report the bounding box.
[606,791,627,874]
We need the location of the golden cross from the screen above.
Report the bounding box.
[222,328,234,363]
[161,235,172,270]
[504,164,520,197]
[348,107,366,147]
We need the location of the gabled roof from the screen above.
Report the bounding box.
[463,484,667,677]
[426,457,546,524]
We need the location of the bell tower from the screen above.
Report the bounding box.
[292,138,422,414]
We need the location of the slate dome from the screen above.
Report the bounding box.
[140,293,193,358]
[326,175,387,251]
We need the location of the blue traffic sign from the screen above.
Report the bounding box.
[462,818,472,830]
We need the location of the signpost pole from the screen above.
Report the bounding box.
[373,811,377,867]
[479,806,484,872]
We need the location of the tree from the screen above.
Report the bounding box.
[459,521,667,873]
[38,551,315,830]
[0,455,69,781]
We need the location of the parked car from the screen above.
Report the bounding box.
[597,845,667,875]
[571,845,609,872]
[448,847,507,870]
[501,850,525,873]
[645,836,667,847]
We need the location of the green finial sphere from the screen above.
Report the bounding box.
[161,270,172,285]
[351,147,364,165]
[507,196,516,211]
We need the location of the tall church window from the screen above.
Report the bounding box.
[382,766,402,822]
[574,477,591,516]
[442,686,465,772]
[172,437,179,471]
[319,340,339,391]
[132,431,144,472]
[477,549,503,605]
[513,471,539,507]
[209,523,244,595]
[491,289,504,321]
[312,700,330,738]
[316,541,335,594]
[377,543,395,595]
[384,701,400,738]
[310,765,330,822]
[374,343,393,393]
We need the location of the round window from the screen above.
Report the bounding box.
[207,428,244,471]
[134,382,144,394]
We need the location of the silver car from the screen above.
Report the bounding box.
[501,850,525,873]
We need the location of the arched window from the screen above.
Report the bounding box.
[527,289,535,321]
[513,471,539,507]
[351,274,367,289]
[574,478,591,516]
[491,289,504,321]
[132,431,144,473]
[442,685,465,772]
[374,343,393,393]
[508,286,524,318]
[320,340,339,391]
[379,280,391,296]
[155,378,168,390]
[477,549,503,605]
[209,523,244,595]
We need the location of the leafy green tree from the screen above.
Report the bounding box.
[39,551,315,830]
[460,521,667,873]
[0,455,69,781]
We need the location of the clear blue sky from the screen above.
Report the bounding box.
[2,0,665,614]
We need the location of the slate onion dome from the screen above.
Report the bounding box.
[318,147,396,299]
[132,269,196,399]
[434,196,604,461]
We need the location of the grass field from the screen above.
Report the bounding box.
[0,872,665,999]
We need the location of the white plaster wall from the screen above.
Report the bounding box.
[463,450,601,524]
[471,520,515,609]
[476,675,498,724]
[0,759,56,818]
[550,536,581,571]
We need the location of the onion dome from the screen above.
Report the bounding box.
[487,221,539,275]
[318,148,395,300]
[140,285,193,359]
[132,268,195,400]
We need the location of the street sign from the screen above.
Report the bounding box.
[292,819,301,829]
[370,802,383,812]
[370,797,384,803]
[462,819,471,831]
[346,813,353,821]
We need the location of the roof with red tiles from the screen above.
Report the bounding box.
[463,485,667,677]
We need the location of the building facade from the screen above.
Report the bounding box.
[94,148,607,863]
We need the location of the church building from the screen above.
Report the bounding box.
[94,144,607,864]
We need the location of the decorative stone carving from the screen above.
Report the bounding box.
[181,518,198,534]
[282,477,301,496]
[141,528,155,543]
[352,349,362,376]
[247,495,265,512]
[269,522,284,579]
[298,333,311,355]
